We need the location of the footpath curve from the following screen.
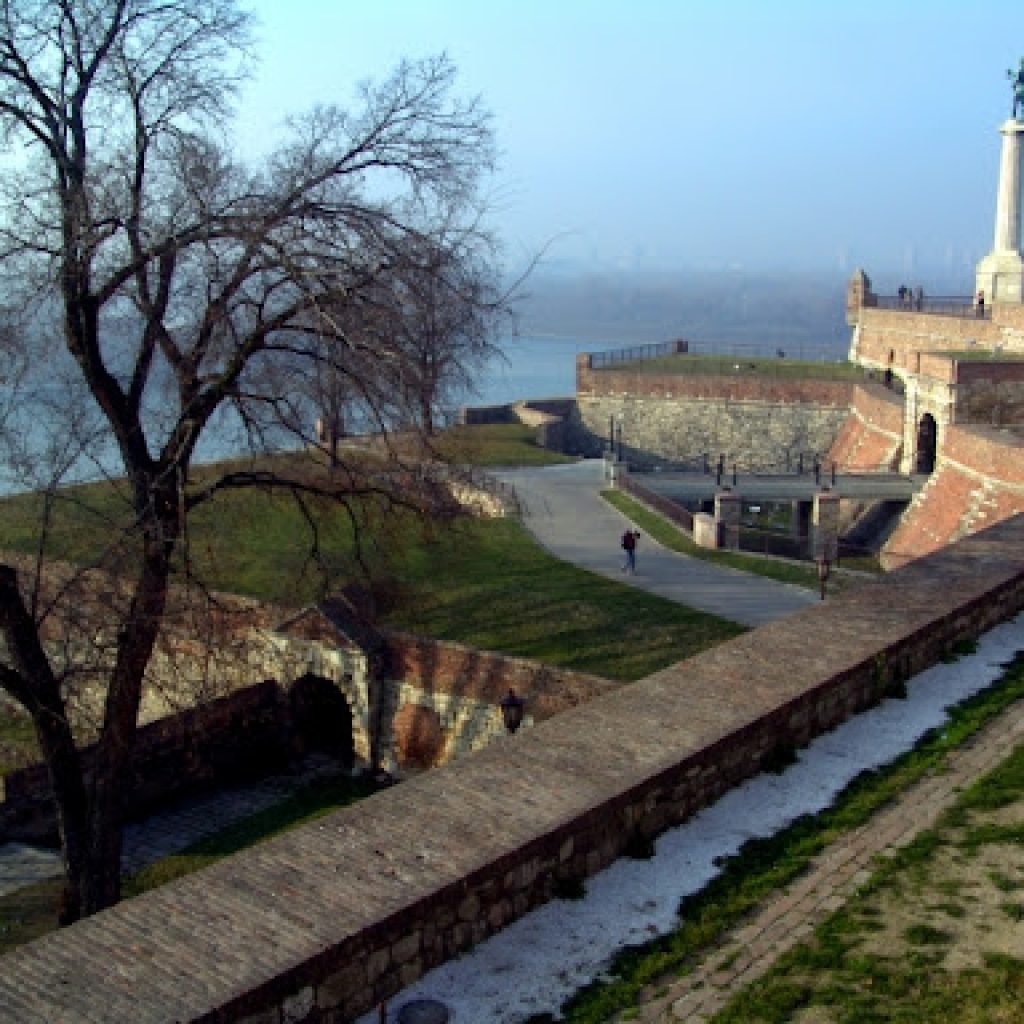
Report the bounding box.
[494,460,817,627]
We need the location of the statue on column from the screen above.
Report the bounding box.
[1009,59,1024,119]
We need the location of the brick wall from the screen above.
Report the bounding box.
[827,383,904,471]
[882,423,1024,568]
[851,308,1006,371]
[380,631,615,738]
[6,518,1024,1022]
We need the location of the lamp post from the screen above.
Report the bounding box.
[816,556,831,601]
[499,688,526,734]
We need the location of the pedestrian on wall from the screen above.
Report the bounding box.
[914,285,924,311]
[621,529,640,573]
[976,290,986,318]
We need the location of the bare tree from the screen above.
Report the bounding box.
[0,0,506,922]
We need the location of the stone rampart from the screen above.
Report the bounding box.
[850,307,1014,372]
[827,382,904,471]
[5,518,1024,1022]
[569,394,849,470]
[882,423,1024,568]
[948,360,1024,425]
[570,357,852,469]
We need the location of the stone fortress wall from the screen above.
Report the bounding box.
[845,276,1024,567]
[567,353,852,470]
[4,516,1024,1022]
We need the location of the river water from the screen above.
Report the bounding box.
[0,333,844,495]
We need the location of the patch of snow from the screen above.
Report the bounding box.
[362,616,1024,1024]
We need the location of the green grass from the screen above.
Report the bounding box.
[0,459,744,686]
[612,353,868,382]
[379,516,744,680]
[534,650,1024,1024]
[709,757,1024,1024]
[432,422,576,466]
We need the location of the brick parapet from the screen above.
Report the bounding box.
[577,366,853,407]
[6,517,1024,1022]
[379,631,616,721]
[940,423,1024,486]
[851,308,1012,371]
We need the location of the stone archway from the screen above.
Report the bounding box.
[915,413,937,474]
[289,673,355,769]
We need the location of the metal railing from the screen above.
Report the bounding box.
[872,295,990,319]
[590,338,688,369]
[589,339,858,378]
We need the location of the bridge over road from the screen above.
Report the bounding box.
[629,470,925,505]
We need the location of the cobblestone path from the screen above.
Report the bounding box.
[628,697,1024,1022]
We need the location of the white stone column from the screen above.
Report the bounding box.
[976,119,1024,303]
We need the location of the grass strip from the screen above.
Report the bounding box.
[614,354,868,381]
[602,490,824,590]
[713,727,1024,1022]
[527,649,1024,1023]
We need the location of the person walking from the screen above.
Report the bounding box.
[621,529,639,573]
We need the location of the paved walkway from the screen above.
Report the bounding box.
[494,460,817,627]
[631,692,1024,1022]
[0,754,344,898]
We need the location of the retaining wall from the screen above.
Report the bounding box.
[5,517,1024,1022]
[882,423,1024,568]
[570,355,852,468]
[0,629,615,844]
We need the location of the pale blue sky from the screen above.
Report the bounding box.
[237,1,1024,282]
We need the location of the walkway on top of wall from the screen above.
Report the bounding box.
[493,460,817,627]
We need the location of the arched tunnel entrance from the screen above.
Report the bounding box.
[915,413,937,474]
[290,673,355,770]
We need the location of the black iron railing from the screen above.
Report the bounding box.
[872,295,990,319]
[590,338,688,369]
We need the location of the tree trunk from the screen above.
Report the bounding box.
[76,533,174,916]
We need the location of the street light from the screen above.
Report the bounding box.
[816,556,831,601]
[499,688,526,734]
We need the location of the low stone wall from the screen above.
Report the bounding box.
[6,518,1024,1022]
[380,631,615,724]
[618,474,695,533]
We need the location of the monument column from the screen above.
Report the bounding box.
[976,119,1024,303]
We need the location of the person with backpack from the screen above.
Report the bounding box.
[621,529,640,573]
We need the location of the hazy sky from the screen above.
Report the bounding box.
[237,1,1024,283]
